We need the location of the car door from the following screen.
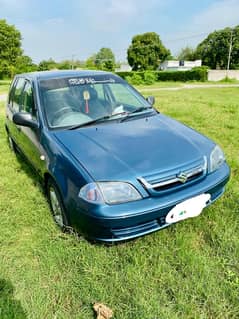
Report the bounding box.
[17,80,45,174]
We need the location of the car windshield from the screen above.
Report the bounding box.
[38,74,151,129]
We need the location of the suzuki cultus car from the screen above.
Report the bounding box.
[5,70,230,242]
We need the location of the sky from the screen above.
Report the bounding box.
[1,0,238,63]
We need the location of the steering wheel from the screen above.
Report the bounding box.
[52,107,73,124]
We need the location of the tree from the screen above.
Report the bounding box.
[177,46,196,61]
[38,58,57,71]
[127,32,170,71]
[95,48,116,71]
[0,19,22,64]
[0,60,12,79]
[15,55,37,74]
[57,60,72,70]
[85,54,97,69]
[0,19,22,78]
[73,59,85,69]
[195,26,239,69]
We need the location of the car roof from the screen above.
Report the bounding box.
[15,70,114,81]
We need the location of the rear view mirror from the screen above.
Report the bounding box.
[13,112,38,130]
[146,96,155,106]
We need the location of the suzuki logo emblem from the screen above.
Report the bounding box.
[177,172,188,183]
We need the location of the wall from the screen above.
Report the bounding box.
[208,70,239,81]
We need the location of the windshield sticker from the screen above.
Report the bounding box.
[68,77,115,85]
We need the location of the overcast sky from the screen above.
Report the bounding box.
[1,0,238,63]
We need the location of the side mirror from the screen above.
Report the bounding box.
[146,96,155,106]
[13,112,38,130]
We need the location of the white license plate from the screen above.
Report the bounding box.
[165,193,211,224]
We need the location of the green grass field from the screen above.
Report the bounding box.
[0,81,11,94]
[0,85,238,319]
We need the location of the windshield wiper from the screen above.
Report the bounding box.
[120,106,153,122]
[68,112,129,130]
[68,109,151,130]
[68,115,111,130]
[130,106,153,114]
[110,111,129,117]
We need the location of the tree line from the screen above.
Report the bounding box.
[0,19,239,79]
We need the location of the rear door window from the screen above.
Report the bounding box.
[11,78,25,112]
[21,81,37,119]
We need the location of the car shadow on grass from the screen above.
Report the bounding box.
[0,279,27,319]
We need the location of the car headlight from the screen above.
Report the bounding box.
[209,145,225,172]
[79,182,142,205]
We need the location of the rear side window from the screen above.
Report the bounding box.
[21,81,37,119]
[8,79,17,106]
[11,78,25,112]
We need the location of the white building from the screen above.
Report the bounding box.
[115,63,132,72]
[160,60,202,71]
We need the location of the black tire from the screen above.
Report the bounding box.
[47,178,70,231]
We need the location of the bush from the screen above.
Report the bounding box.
[144,71,157,84]
[125,73,144,85]
[115,71,132,80]
[189,66,208,82]
[116,67,208,84]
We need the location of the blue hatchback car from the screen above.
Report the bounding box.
[5,70,230,242]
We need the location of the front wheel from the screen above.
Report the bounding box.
[47,178,69,231]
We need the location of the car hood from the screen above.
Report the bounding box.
[53,114,213,181]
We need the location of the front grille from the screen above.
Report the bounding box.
[138,157,207,194]
[111,218,169,239]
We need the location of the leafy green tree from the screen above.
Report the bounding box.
[0,19,22,78]
[15,55,37,74]
[127,32,170,71]
[196,26,239,69]
[0,60,11,79]
[177,46,196,61]
[85,54,97,69]
[57,60,72,70]
[73,59,85,69]
[95,48,116,71]
[0,19,22,64]
[38,58,57,71]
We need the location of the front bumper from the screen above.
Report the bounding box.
[71,163,230,242]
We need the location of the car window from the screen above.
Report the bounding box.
[93,84,104,100]
[11,78,25,112]
[8,78,17,107]
[21,81,37,119]
[107,83,143,108]
[39,75,150,129]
